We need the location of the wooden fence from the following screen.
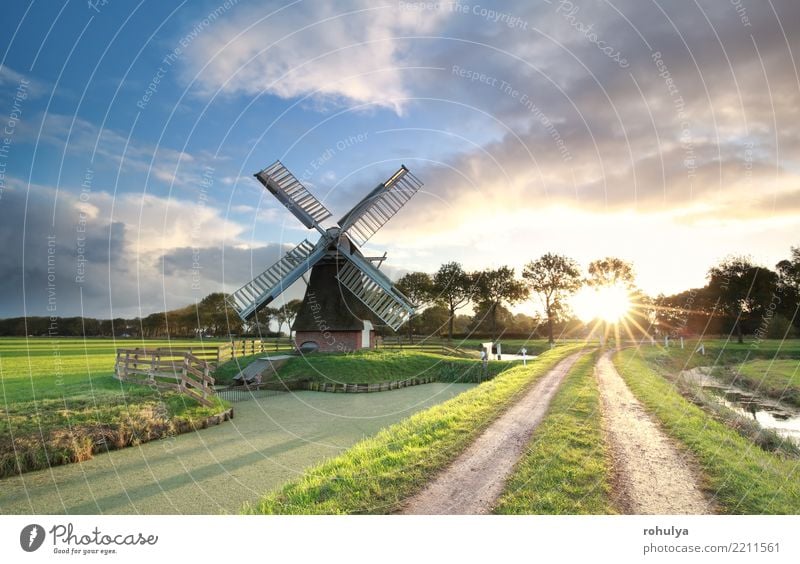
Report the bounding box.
[216,339,294,363]
[114,348,216,407]
[377,337,475,358]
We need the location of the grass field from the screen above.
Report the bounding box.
[494,351,614,514]
[0,338,231,477]
[244,343,586,514]
[615,347,800,514]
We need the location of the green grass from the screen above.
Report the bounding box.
[614,348,800,514]
[243,343,586,514]
[0,337,228,402]
[211,353,268,385]
[726,359,800,407]
[494,352,614,514]
[0,337,230,478]
[275,350,514,384]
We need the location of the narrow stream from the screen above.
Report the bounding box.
[680,368,800,444]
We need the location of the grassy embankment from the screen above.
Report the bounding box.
[243,343,586,514]
[614,347,800,514]
[494,351,614,514]
[721,359,800,407]
[639,340,800,455]
[0,338,229,478]
[213,349,516,386]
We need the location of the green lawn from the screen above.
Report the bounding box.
[276,350,514,384]
[244,343,585,514]
[494,351,614,514]
[614,347,800,514]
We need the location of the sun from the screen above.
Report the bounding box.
[571,284,632,323]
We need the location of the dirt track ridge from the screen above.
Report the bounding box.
[400,352,583,514]
[596,352,713,514]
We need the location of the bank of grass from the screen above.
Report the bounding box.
[614,348,800,514]
[243,344,585,514]
[211,353,267,384]
[278,350,514,383]
[721,359,800,407]
[494,352,614,514]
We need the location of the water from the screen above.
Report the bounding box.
[681,368,800,444]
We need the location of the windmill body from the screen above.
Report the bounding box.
[229,161,421,352]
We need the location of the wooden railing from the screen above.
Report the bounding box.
[114,348,216,407]
[216,339,294,363]
[377,337,475,358]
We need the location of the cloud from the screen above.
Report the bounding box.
[0,178,296,318]
[16,112,209,191]
[181,1,448,113]
[0,64,47,96]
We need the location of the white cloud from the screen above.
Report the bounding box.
[182,2,448,113]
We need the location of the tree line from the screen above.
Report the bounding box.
[396,247,800,344]
[1,246,797,343]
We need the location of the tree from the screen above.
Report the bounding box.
[707,256,778,343]
[198,293,243,336]
[776,246,800,330]
[776,246,800,292]
[396,272,434,340]
[251,305,279,336]
[522,253,582,344]
[587,257,635,288]
[276,299,303,337]
[432,262,474,341]
[473,266,528,340]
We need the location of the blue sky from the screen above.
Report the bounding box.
[1,0,799,318]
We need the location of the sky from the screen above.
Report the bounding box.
[0,0,798,319]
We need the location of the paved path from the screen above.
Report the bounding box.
[401,353,583,514]
[0,384,474,515]
[595,353,714,514]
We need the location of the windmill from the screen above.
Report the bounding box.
[229,160,422,352]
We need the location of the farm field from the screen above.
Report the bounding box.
[0,337,241,477]
[4,336,799,515]
[0,337,232,402]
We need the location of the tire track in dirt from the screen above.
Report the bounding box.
[400,352,584,515]
[596,352,714,514]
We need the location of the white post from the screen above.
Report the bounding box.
[521,347,527,366]
[680,336,685,349]
[665,335,670,347]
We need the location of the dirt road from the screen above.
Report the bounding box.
[595,353,714,514]
[400,353,583,514]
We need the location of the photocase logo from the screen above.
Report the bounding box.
[20,524,46,552]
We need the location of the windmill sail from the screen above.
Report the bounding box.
[229,239,327,320]
[255,160,332,231]
[337,165,423,246]
[335,251,415,331]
